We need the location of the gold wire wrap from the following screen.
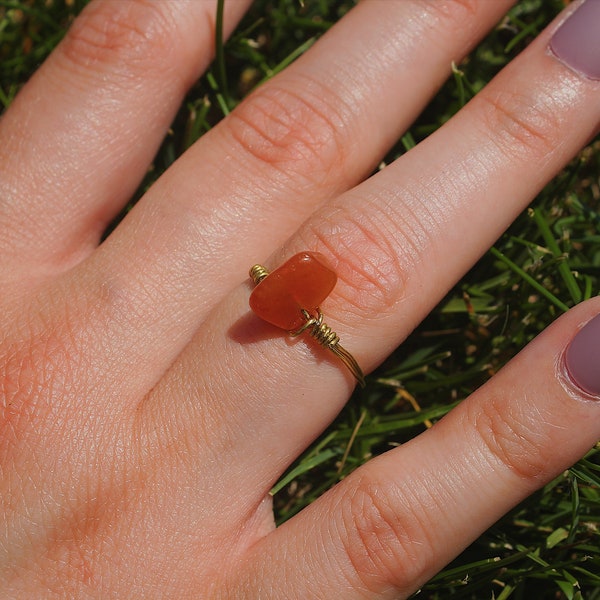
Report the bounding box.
[291,309,366,387]
[249,263,366,387]
[249,264,270,285]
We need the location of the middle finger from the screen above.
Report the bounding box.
[74,0,514,402]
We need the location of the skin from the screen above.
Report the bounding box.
[0,0,598,597]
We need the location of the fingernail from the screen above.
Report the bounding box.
[565,314,600,396]
[549,0,600,80]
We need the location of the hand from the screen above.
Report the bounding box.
[0,0,599,597]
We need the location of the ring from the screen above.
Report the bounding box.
[249,252,366,387]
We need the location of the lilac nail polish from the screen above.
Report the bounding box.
[549,0,600,80]
[565,314,600,396]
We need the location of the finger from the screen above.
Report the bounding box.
[236,300,600,599]
[0,0,250,279]
[271,0,600,374]
[109,0,514,286]
[78,0,513,393]
[141,0,599,509]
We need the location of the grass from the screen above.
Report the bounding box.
[1,0,599,598]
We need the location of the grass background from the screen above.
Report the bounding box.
[1,0,599,598]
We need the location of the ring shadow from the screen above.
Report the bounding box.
[228,309,340,372]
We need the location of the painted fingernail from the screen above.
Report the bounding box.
[565,314,600,396]
[549,0,600,80]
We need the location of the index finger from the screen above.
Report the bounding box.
[0,0,251,279]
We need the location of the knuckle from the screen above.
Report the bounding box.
[470,391,552,481]
[226,76,349,182]
[337,472,428,594]
[475,87,560,161]
[0,299,86,451]
[60,0,177,76]
[9,498,106,596]
[303,200,413,320]
[0,340,55,458]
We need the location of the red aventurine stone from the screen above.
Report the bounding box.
[250,252,337,330]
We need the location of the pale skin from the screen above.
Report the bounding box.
[0,0,599,597]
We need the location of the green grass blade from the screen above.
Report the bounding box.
[257,37,316,86]
[270,449,337,496]
[214,0,230,110]
[531,207,582,304]
[489,246,570,313]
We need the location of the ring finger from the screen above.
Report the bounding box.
[144,0,600,515]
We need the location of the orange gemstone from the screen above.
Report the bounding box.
[249,252,337,330]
